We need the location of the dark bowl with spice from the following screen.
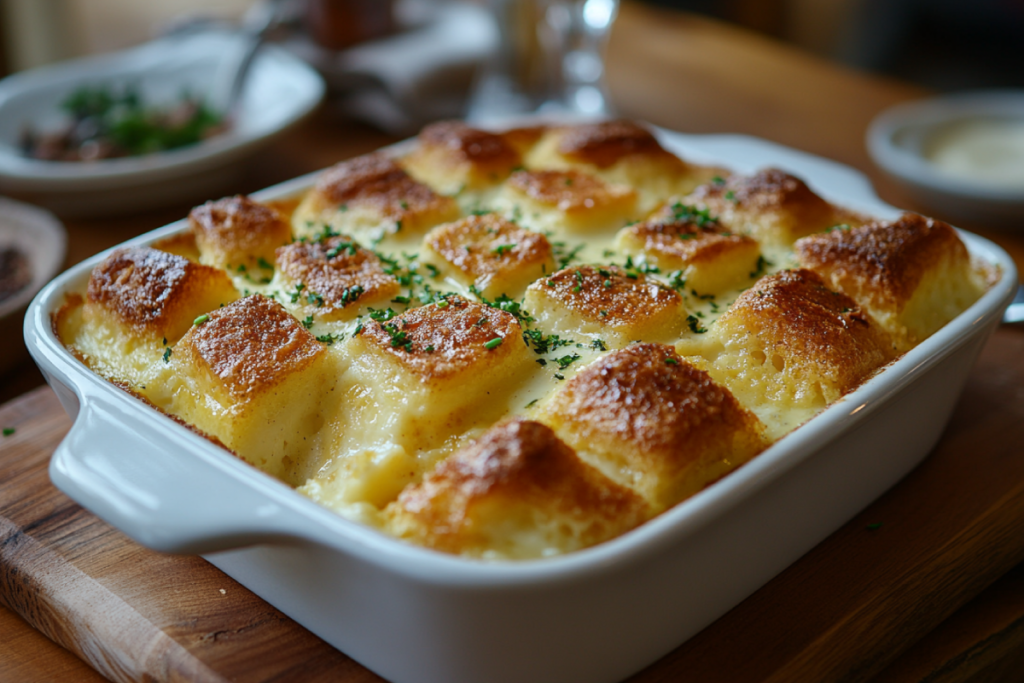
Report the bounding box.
[0,197,66,376]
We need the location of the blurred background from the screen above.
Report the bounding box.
[2,0,1023,92]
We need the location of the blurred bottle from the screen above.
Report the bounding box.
[305,0,396,50]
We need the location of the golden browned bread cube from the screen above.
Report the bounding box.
[523,264,686,347]
[684,170,853,246]
[495,169,638,233]
[85,246,239,344]
[385,418,650,558]
[794,213,987,351]
[168,295,334,484]
[525,120,722,212]
[188,195,291,271]
[276,235,401,321]
[616,206,762,294]
[293,152,460,242]
[683,269,897,434]
[402,120,523,194]
[422,213,555,298]
[543,343,765,511]
[344,298,534,452]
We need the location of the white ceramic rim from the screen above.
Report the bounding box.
[866,90,1024,204]
[24,129,1019,588]
[0,32,325,189]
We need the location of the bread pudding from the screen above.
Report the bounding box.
[55,120,991,560]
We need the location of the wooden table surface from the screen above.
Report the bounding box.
[3,3,1024,682]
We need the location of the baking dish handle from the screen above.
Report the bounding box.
[49,392,310,555]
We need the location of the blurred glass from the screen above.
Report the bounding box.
[467,0,619,123]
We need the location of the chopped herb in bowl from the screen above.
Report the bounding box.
[21,84,228,162]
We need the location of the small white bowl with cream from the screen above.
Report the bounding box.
[867,90,1024,227]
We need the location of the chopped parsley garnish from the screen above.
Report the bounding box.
[591,339,607,351]
[316,333,342,345]
[687,315,708,334]
[353,322,364,336]
[484,337,503,350]
[525,399,539,408]
[392,295,412,305]
[424,345,435,353]
[340,285,364,307]
[724,190,736,202]
[301,315,314,329]
[826,223,852,233]
[712,175,726,185]
[554,373,565,380]
[749,255,773,279]
[671,202,718,228]
[3,427,15,437]
[552,241,585,268]
[384,322,413,352]
[162,347,172,362]
[193,314,209,326]
[866,522,883,530]
[492,243,516,257]
[307,291,325,307]
[471,288,535,324]
[369,307,397,322]
[522,329,573,355]
[664,357,680,365]
[474,316,488,327]
[290,283,306,303]
[668,270,687,291]
[257,257,274,270]
[326,242,357,259]
[436,299,449,309]
[554,353,580,370]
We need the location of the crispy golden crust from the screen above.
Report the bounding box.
[176,294,326,401]
[415,121,521,175]
[356,297,526,383]
[556,120,680,168]
[506,169,636,214]
[424,213,554,294]
[311,152,460,227]
[794,213,968,314]
[276,236,400,319]
[188,195,291,267]
[387,418,649,555]
[686,169,841,245]
[711,269,896,402]
[86,247,237,342]
[546,343,764,510]
[618,216,758,269]
[527,264,682,330]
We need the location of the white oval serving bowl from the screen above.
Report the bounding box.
[24,128,1019,683]
[0,31,325,218]
[867,90,1024,228]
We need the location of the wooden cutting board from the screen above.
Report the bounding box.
[3,327,1024,683]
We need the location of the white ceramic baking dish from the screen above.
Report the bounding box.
[24,129,1018,683]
